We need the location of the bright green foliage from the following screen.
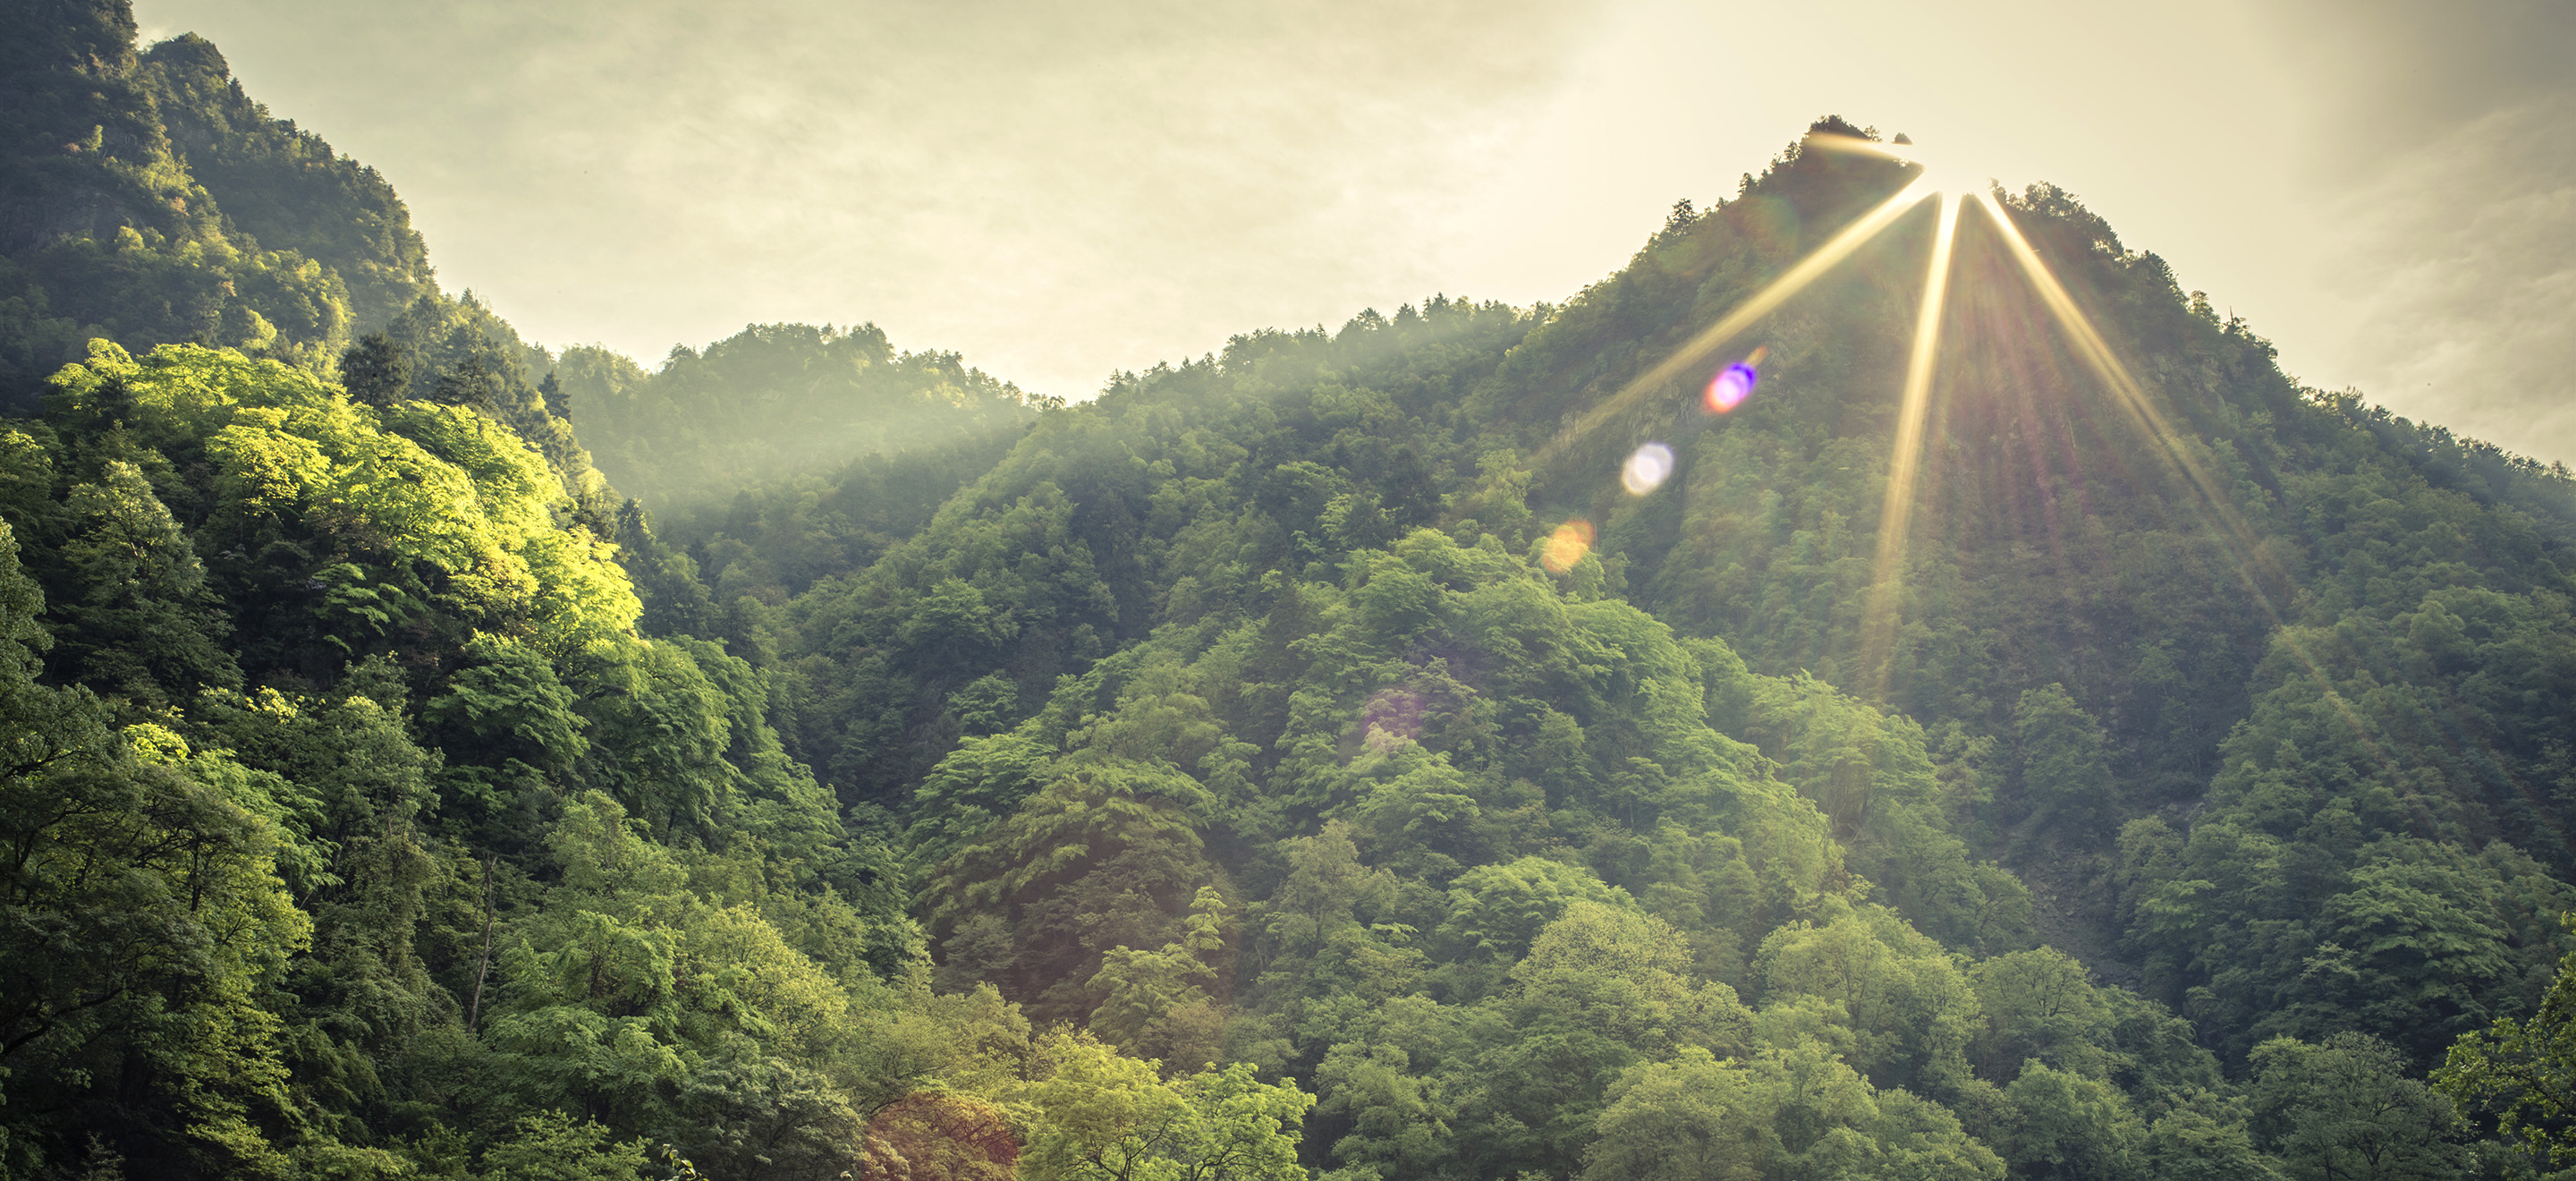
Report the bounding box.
[2138,1098,2279,1181]
[469,1111,650,1181]
[1996,1063,2145,1181]
[0,307,938,1175]
[1745,673,2029,951]
[42,341,638,664]
[1584,1042,2004,1181]
[1090,885,1233,1066]
[1968,948,2115,1083]
[1757,904,1981,1096]
[1513,902,1750,1061]
[1021,1032,1314,1181]
[1437,856,1634,961]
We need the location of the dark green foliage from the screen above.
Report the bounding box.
[2012,684,2116,848]
[0,0,437,409]
[2248,1033,2464,1179]
[0,340,935,1179]
[134,33,432,327]
[49,456,240,701]
[339,330,409,408]
[2436,930,2576,1177]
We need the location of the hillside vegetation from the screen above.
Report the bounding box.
[8,5,2576,1180]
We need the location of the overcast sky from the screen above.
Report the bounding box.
[134,0,2576,461]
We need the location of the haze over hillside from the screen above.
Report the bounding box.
[6,4,2576,1181]
[124,0,2576,463]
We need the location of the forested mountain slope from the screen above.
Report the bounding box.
[562,321,1050,514]
[8,5,2576,1180]
[0,0,431,405]
[747,131,2576,1067]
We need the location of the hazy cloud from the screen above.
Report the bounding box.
[135,0,2576,459]
[141,0,1602,396]
[2258,0,2576,460]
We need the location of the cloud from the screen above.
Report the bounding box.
[137,0,2576,461]
[2322,95,2576,458]
[2253,0,2576,459]
[146,0,1601,396]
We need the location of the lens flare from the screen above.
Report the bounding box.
[1705,364,1757,413]
[1527,140,2340,720]
[1541,518,1595,574]
[1622,442,1676,494]
[1533,177,1937,467]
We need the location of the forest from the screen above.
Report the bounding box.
[10,1,2576,1178]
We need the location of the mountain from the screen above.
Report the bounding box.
[0,0,435,407]
[6,7,2576,1180]
[564,321,1051,513]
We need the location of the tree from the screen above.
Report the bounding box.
[473,1111,650,1181]
[340,331,411,408]
[1436,856,1632,962]
[2436,932,2576,1177]
[1970,947,2114,1082]
[53,459,240,701]
[865,1092,1020,1181]
[1020,1032,1312,1181]
[2014,684,2115,845]
[1583,1042,2003,1181]
[0,714,313,1176]
[1089,886,1230,1066]
[2249,1033,2464,1181]
[923,759,1219,1023]
[430,331,513,413]
[1998,1062,2146,1181]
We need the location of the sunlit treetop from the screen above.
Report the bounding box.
[47,340,640,653]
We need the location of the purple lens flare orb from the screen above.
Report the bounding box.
[1702,346,1769,414]
[1704,363,1758,413]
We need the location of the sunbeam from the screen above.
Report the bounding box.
[1543,131,2416,756]
[1968,190,2269,584]
[1970,189,2418,779]
[1860,190,1962,699]
[1533,174,1939,468]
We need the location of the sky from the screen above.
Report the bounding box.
[133,0,2576,461]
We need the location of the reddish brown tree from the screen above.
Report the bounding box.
[863,1092,1021,1181]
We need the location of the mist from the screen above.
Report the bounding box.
[137,0,2576,458]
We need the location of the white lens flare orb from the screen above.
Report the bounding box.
[1622,442,1675,495]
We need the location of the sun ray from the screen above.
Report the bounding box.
[1800,132,1915,163]
[1533,175,1939,467]
[1531,155,2419,783]
[1969,191,2270,583]
[1860,190,1962,701]
[1970,190,2420,785]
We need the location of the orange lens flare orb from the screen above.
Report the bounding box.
[1541,518,1596,574]
[1702,345,1769,414]
[1622,442,1675,495]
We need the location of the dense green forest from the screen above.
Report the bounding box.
[13,3,2576,1178]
